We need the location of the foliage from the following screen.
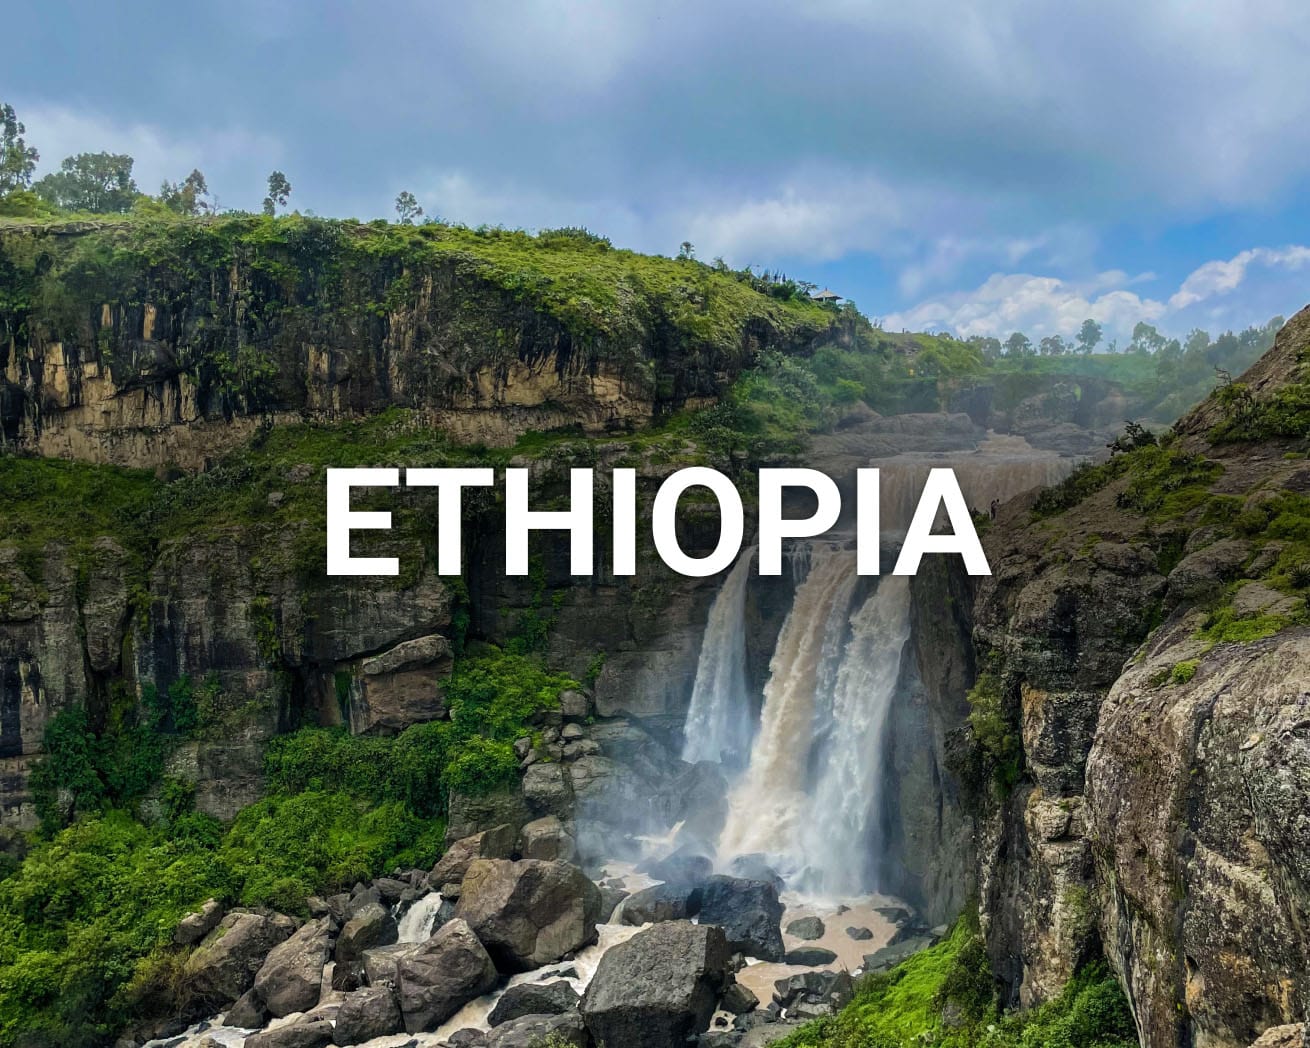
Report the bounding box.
[157,169,210,216]
[774,917,1135,1048]
[262,170,292,216]
[1211,380,1310,443]
[0,101,39,194]
[966,673,1021,792]
[395,190,423,224]
[33,153,139,213]
[1170,660,1199,685]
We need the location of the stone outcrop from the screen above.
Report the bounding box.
[581,921,732,1048]
[455,858,602,972]
[394,918,498,1032]
[252,916,335,1018]
[182,911,298,1011]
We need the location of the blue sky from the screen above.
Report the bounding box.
[7,0,1310,342]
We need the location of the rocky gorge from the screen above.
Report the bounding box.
[0,215,1308,1048]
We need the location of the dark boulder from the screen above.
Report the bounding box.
[244,1021,334,1048]
[395,918,498,1032]
[619,881,702,925]
[581,921,731,1048]
[639,846,714,885]
[183,911,298,1010]
[488,980,581,1026]
[696,877,785,962]
[784,917,824,941]
[332,986,403,1045]
[783,946,837,967]
[430,824,517,888]
[456,859,601,972]
[486,1011,588,1048]
[845,926,873,941]
[253,916,335,1018]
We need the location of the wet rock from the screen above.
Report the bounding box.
[183,911,298,1010]
[696,877,785,962]
[772,970,853,1013]
[332,986,403,1044]
[519,815,577,862]
[560,723,585,742]
[783,946,837,967]
[359,941,424,989]
[639,846,713,886]
[559,689,591,722]
[784,917,824,941]
[721,980,759,1014]
[521,762,575,821]
[254,916,335,1019]
[372,877,410,904]
[456,859,602,972]
[224,988,268,1029]
[598,884,629,922]
[395,918,498,1032]
[725,855,785,892]
[334,901,397,978]
[244,1021,334,1048]
[582,921,732,1048]
[448,1030,487,1047]
[619,881,702,925]
[174,899,224,945]
[486,1011,588,1048]
[430,825,517,888]
[488,979,581,1026]
[845,926,873,941]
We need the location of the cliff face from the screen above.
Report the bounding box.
[973,305,1310,1046]
[0,218,840,468]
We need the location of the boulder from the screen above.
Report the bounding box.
[845,926,873,941]
[559,689,591,722]
[721,980,759,1015]
[639,846,713,885]
[487,1011,588,1048]
[1249,1026,1310,1048]
[488,980,581,1026]
[619,881,702,925]
[183,911,298,1009]
[772,970,853,1013]
[696,877,785,962]
[725,855,784,892]
[519,815,577,863]
[174,899,224,945]
[360,941,425,989]
[335,900,397,976]
[431,825,518,888]
[244,1021,335,1048]
[395,918,498,1032]
[784,917,824,941]
[521,762,575,820]
[224,988,268,1029]
[333,986,403,1045]
[349,633,452,736]
[581,921,732,1048]
[456,859,602,972]
[599,885,629,923]
[253,916,335,1018]
[783,947,837,967]
[449,1030,488,1047]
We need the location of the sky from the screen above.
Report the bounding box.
[6,0,1310,343]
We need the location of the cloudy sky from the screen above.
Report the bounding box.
[8,0,1310,341]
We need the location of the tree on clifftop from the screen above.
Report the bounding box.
[0,102,39,194]
[263,170,292,215]
[34,152,139,212]
[159,169,211,215]
[395,190,423,223]
[1076,318,1103,355]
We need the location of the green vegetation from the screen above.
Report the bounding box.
[1211,380,1310,444]
[1169,660,1199,685]
[0,645,572,1046]
[775,916,1136,1048]
[965,673,1021,792]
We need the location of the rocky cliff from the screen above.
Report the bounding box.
[972,305,1310,1046]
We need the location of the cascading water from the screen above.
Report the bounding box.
[716,545,860,861]
[707,434,1076,897]
[681,548,757,768]
[800,574,913,894]
[396,892,445,943]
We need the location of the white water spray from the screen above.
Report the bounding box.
[396,892,444,943]
[682,549,757,767]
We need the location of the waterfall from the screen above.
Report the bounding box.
[800,574,913,894]
[396,892,444,943]
[681,549,757,767]
[716,545,859,861]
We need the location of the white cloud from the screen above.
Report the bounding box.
[884,245,1310,341]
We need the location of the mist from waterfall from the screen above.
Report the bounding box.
[682,548,757,767]
[800,574,913,894]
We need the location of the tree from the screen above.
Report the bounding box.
[159,169,211,215]
[967,335,1003,360]
[1004,331,1033,357]
[263,170,291,216]
[1129,322,1166,355]
[33,152,138,212]
[394,190,423,224]
[677,241,695,261]
[1075,318,1102,355]
[1183,328,1212,360]
[1038,335,1067,357]
[0,102,38,194]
